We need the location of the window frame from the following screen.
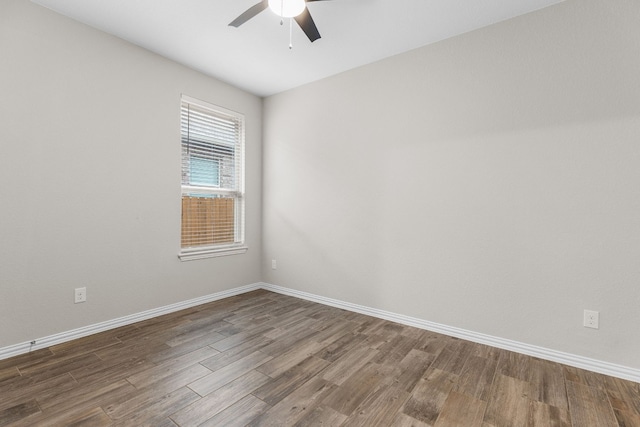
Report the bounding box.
[178,95,247,261]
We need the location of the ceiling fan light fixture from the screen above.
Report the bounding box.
[268,0,306,18]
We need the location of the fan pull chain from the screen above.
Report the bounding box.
[280,0,284,25]
[289,17,293,49]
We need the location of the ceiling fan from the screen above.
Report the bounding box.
[229,0,330,43]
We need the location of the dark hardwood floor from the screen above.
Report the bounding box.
[1,290,638,426]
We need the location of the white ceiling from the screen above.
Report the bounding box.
[32,0,564,97]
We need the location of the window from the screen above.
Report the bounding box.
[179,95,246,261]
[189,156,220,188]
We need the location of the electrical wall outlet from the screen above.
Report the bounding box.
[583,309,599,329]
[75,287,87,304]
[271,259,277,270]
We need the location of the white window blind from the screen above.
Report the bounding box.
[179,95,245,260]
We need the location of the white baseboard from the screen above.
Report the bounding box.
[0,283,261,362]
[1,281,638,384]
[259,282,640,384]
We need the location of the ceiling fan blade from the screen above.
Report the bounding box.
[294,7,321,42]
[229,1,269,27]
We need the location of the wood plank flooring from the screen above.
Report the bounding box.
[1,290,638,426]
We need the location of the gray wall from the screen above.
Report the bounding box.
[0,1,262,348]
[263,0,640,369]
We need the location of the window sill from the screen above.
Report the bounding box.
[178,245,248,262]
